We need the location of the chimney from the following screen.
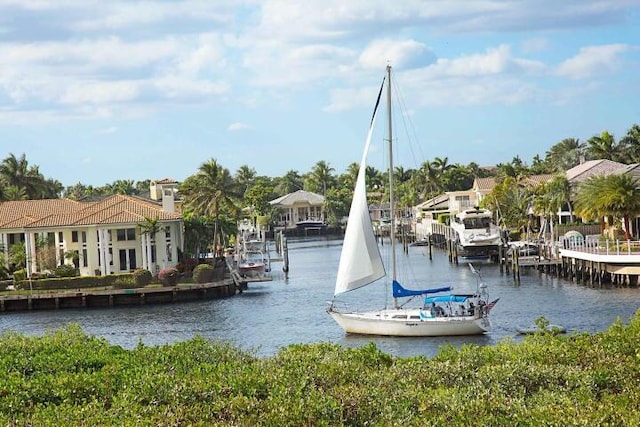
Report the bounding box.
[162,189,175,213]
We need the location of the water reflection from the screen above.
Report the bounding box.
[1,237,639,358]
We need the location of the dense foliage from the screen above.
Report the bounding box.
[1,313,639,426]
[2,123,640,257]
[192,263,214,284]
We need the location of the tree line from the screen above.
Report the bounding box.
[2,123,640,253]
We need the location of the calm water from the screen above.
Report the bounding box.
[2,237,639,358]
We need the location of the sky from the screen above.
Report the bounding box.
[1,0,640,188]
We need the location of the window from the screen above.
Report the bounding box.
[72,231,78,242]
[116,228,136,241]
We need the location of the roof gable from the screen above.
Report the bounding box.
[269,190,325,206]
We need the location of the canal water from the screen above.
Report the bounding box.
[2,236,639,358]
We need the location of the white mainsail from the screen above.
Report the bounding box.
[334,109,385,295]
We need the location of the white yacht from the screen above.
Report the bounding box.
[450,208,502,258]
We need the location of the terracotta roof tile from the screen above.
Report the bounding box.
[473,177,496,191]
[0,194,181,231]
[520,174,554,186]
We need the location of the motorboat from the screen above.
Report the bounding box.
[450,208,502,258]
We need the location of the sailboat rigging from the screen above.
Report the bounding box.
[327,65,496,337]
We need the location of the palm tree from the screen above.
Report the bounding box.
[182,214,216,260]
[415,160,441,198]
[574,174,640,239]
[545,138,586,172]
[3,185,28,201]
[138,216,161,272]
[532,175,570,242]
[619,124,640,163]
[274,170,303,195]
[308,161,335,195]
[235,165,257,196]
[110,179,136,195]
[586,131,622,161]
[0,153,50,199]
[180,159,241,253]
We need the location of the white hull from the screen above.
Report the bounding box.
[238,263,266,277]
[328,308,490,337]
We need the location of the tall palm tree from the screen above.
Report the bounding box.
[235,165,257,196]
[619,124,640,163]
[586,131,622,161]
[110,179,136,195]
[574,173,640,239]
[308,161,335,196]
[3,185,28,201]
[339,162,360,192]
[415,160,441,198]
[275,170,303,195]
[0,153,49,199]
[180,159,241,252]
[545,138,585,172]
[532,175,570,241]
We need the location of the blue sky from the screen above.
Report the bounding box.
[1,1,639,187]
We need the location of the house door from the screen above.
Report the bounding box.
[119,249,137,271]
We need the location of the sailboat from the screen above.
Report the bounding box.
[327,65,496,336]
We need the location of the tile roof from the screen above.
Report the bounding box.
[565,159,627,183]
[416,193,449,210]
[151,178,179,184]
[473,177,496,191]
[0,195,181,231]
[269,190,325,206]
[520,174,554,187]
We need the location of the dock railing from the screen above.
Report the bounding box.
[560,238,640,256]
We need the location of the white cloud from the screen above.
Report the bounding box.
[359,39,434,70]
[556,44,629,79]
[97,126,118,134]
[228,122,251,131]
[427,45,545,79]
[59,80,140,105]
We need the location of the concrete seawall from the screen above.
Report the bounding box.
[0,280,239,313]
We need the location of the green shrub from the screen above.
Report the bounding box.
[112,274,135,289]
[132,269,152,286]
[192,263,214,284]
[55,264,78,277]
[12,269,26,282]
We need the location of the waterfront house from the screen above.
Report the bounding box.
[0,193,183,278]
[269,190,325,229]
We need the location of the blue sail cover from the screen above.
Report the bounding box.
[424,295,469,304]
[392,280,451,298]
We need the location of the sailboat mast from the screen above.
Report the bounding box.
[386,65,398,309]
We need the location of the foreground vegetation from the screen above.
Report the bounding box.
[1,313,640,426]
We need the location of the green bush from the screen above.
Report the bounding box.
[112,275,135,289]
[2,314,640,425]
[55,264,78,277]
[132,269,152,287]
[12,269,26,282]
[192,263,214,284]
